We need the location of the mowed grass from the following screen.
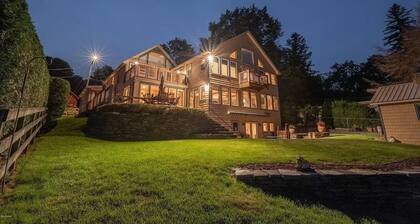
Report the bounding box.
[1,118,420,223]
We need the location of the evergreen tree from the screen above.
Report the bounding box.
[383,3,415,52]
[45,56,74,78]
[92,65,113,81]
[162,38,195,64]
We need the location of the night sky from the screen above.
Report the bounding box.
[27,0,417,77]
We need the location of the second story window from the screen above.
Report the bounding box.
[210,57,220,74]
[241,48,254,65]
[242,90,250,108]
[221,59,229,76]
[250,92,257,108]
[260,94,267,109]
[230,61,237,78]
[267,95,273,110]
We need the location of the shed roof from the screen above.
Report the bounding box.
[370,82,420,105]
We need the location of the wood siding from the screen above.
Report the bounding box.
[380,102,420,145]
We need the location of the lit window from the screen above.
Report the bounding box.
[150,85,159,97]
[273,96,279,111]
[222,87,229,105]
[210,57,220,74]
[263,123,269,132]
[230,51,237,59]
[267,95,273,110]
[231,88,239,106]
[194,89,200,108]
[271,74,277,86]
[269,123,275,132]
[189,90,194,108]
[167,88,176,98]
[221,59,229,76]
[212,87,220,104]
[200,85,206,100]
[230,61,237,78]
[242,91,250,107]
[177,89,184,106]
[416,104,420,120]
[140,83,149,99]
[260,94,267,109]
[257,59,264,68]
[250,92,257,108]
[241,48,254,65]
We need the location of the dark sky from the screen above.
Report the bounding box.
[27,0,417,77]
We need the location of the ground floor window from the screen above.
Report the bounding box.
[242,91,250,107]
[212,87,220,104]
[263,122,275,132]
[177,89,185,106]
[231,88,239,106]
[222,87,229,105]
[194,89,200,108]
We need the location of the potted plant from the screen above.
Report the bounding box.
[316,120,326,133]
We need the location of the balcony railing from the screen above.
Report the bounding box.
[238,69,269,90]
[127,62,187,86]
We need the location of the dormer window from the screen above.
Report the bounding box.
[241,48,254,65]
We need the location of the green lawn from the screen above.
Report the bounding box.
[2,118,420,223]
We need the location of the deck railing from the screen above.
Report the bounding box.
[0,107,47,189]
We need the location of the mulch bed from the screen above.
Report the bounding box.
[239,157,420,172]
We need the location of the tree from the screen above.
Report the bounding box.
[162,38,196,64]
[207,4,283,64]
[45,56,74,78]
[47,77,70,120]
[383,3,415,52]
[92,65,113,81]
[279,33,322,123]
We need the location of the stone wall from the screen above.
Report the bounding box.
[85,104,214,141]
[236,169,420,223]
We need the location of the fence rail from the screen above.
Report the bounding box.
[0,107,47,185]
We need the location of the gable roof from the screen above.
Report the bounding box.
[123,44,176,67]
[370,82,420,105]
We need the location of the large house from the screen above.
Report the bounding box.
[82,32,281,138]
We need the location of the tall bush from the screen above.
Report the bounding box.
[330,100,379,129]
[0,0,50,108]
[47,77,70,120]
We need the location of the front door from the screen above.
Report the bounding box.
[245,122,258,139]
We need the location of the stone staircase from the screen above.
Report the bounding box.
[194,112,239,139]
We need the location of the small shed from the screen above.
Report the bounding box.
[370,81,420,145]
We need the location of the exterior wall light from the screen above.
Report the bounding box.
[204,83,210,92]
[207,55,214,63]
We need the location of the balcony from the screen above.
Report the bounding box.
[126,62,187,86]
[238,69,269,90]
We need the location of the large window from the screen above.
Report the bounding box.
[250,92,257,108]
[273,96,279,111]
[140,84,149,98]
[230,61,237,78]
[222,87,229,105]
[221,59,229,76]
[241,48,254,65]
[150,85,159,97]
[260,94,267,109]
[210,57,220,74]
[242,91,250,108]
[177,89,185,106]
[231,88,239,106]
[212,87,220,104]
[263,123,275,132]
[267,95,273,110]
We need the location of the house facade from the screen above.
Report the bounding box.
[370,80,420,145]
[86,32,281,138]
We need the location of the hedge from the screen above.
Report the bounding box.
[0,0,50,108]
[85,104,215,141]
[47,77,70,120]
[330,100,380,129]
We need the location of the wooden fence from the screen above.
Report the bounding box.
[0,107,47,184]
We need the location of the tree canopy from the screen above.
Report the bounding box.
[383,3,415,52]
[162,38,196,64]
[92,65,113,81]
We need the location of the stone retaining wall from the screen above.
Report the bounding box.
[234,168,420,223]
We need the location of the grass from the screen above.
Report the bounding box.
[1,117,420,223]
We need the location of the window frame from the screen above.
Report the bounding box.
[260,94,267,110]
[242,90,250,108]
[250,92,257,109]
[231,88,239,106]
[229,61,238,78]
[211,86,220,104]
[210,57,220,74]
[221,87,230,105]
[221,58,229,77]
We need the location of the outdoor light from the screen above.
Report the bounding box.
[204,84,210,92]
[134,61,139,65]
[207,54,214,63]
[90,53,100,63]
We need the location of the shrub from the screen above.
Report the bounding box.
[0,0,50,108]
[86,104,215,141]
[330,100,380,129]
[47,77,70,120]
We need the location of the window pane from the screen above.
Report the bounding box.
[242,91,250,107]
[212,87,220,104]
[231,89,239,106]
[210,57,220,74]
[221,59,228,76]
[273,96,279,111]
[177,89,184,106]
[230,61,237,78]
[194,89,200,108]
[241,49,254,64]
[189,90,194,108]
[250,92,257,108]
[269,123,275,132]
[150,85,159,97]
[222,88,229,105]
[271,74,277,85]
[260,94,267,109]
[140,84,149,98]
[263,123,269,132]
[267,95,273,110]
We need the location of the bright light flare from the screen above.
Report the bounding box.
[204,84,210,92]
[90,53,100,63]
[207,54,214,63]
